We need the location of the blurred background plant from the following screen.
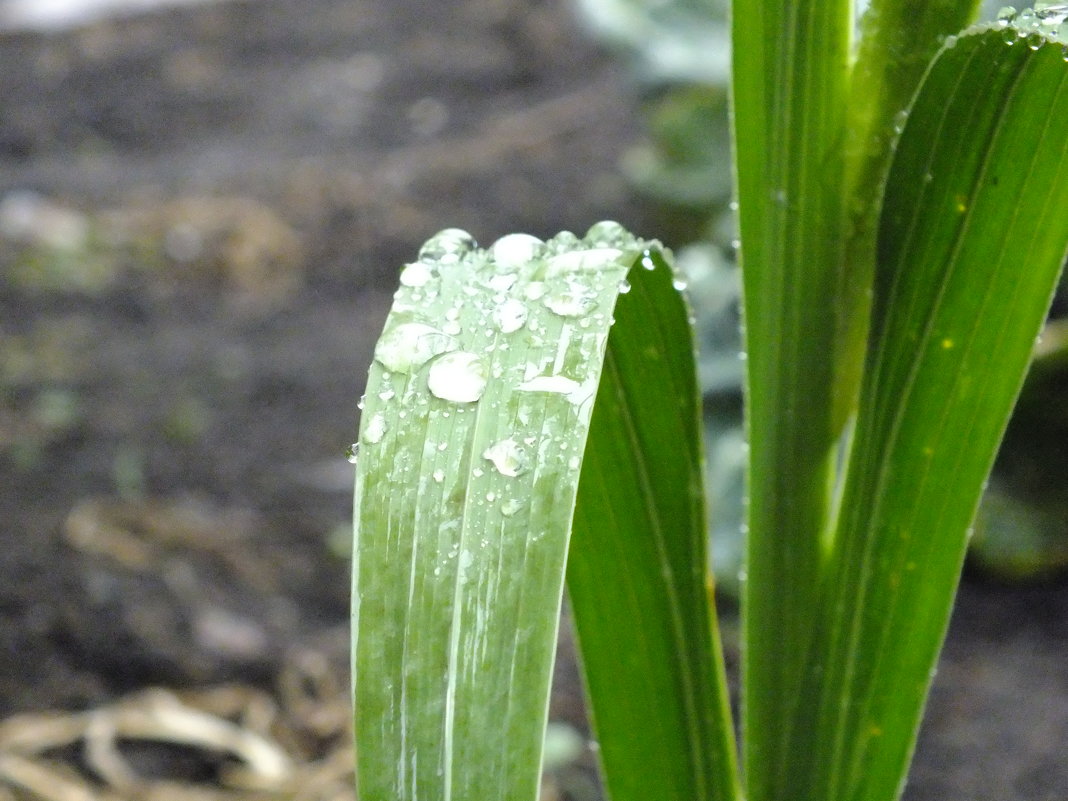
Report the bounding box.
[575,0,1068,591]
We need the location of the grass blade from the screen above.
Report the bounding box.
[786,26,1068,801]
[729,1,851,797]
[352,224,737,801]
[568,249,740,801]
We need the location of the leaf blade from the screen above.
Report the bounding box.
[789,28,1068,801]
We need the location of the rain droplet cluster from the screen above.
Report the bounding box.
[351,220,677,565]
[995,3,1068,54]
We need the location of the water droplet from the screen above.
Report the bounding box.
[399,261,436,287]
[500,498,522,517]
[492,298,529,333]
[544,248,625,278]
[524,281,547,300]
[374,322,457,372]
[1003,24,1020,43]
[345,443,359,464]
[432,469,445,483]
[640,253,656,270]
[567,455,581,470]
[427,351,488,403]
[378,388,395,401]
[418,228,476,263]
[485,491,497,502]
[543,282,598,317]
[364,413,388,444]
[997,5,1017,23]
[672,277,688,291]
[892,109,909,134]
[943,33,958,48]
[518,374,581,395]
[490,233,544,271]
[617,279,632,294]
[488,273,517,292]
[483,438,528,477]
[1027,31,1046,48]
[584,220,633,247]
[357,394,366,410]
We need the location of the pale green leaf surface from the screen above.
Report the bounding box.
[352,225,737,801]
[781,26,1068,801]
[729,2,851,797]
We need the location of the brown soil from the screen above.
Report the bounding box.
[0,1,1064,799]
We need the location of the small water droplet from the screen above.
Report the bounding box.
[483,438,528,477]
[524,281,547,301]
[432,469,445,483]
[567,455,581,470]
[345,443,359,464]
[500,498,522,517]
[640,253,656,270]
[997,5,1017,23]
[485,491,497,502]
[399,261,436,287]
[617,279,632,294]
[374,322,457,372]
[544,248,625,278]
[427,351,488,403]
[492,298,529,333]
[437,441,448,452]
[584,220,633,247]
[364,413,388,444]
[1003,24,1020,43]
[357,394,366,410]
[943,33,958,48]
[490,233,544,271]
[672,277,688,291]
[892,109,909,134]
[488,273,517,292]
[543,282,598,317]
[418,228,476,263]
[378,388,395,401]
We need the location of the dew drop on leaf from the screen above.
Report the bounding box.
[483,438,528,477]
[490,233,544,271]
[427,351,488,403]
[492,298,529,333]
[364,413,388,444]
[345,443,359,464]
[500,498,522,517]
[399,261,436,287]
[418,228,476,263]
[543,282,598,317]
[518,374,581,395]
[374,322,457,372]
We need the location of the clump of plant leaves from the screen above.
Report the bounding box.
[351,3,1068,801]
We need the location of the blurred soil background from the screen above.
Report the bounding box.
[0,0,1064,799]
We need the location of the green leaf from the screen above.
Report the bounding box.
[835,0,982,430]
[729,2,852,797]
[780,26,1068,801]
[568,248,740,801]
[352,224,738,801]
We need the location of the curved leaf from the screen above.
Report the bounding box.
[783,25,1068,801]
[351,224,738,801]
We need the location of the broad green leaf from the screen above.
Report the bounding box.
[779,25,1068,801]
[730,2,852,797]
[352,224,738,801]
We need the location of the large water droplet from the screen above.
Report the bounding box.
[584,220,638,249]
[364,413,388,444]
[399,261,436,287]
[427,351,488,403]
[543,282,598,317]
[500,498,522,517]
[374,322,457,372]
[419,228,476,263]
[997,5,1017,22]
[482,438,528,477]
[490,233,544,271]
[345,443,359,464]
[492,298,528,333]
